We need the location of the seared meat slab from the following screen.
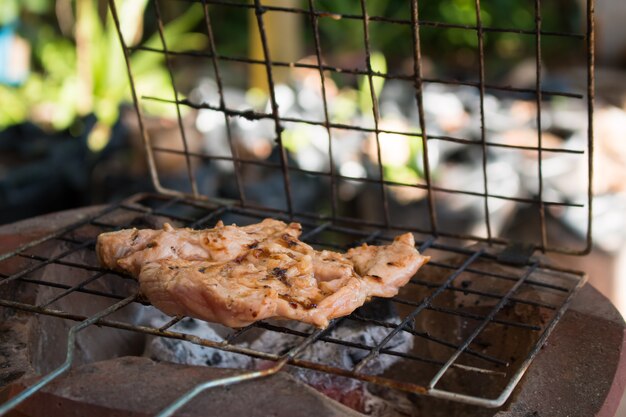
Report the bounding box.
[97,219,429,328]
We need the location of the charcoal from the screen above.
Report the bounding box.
[143,312,254,369]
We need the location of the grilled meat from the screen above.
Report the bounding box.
[96,219,429,328]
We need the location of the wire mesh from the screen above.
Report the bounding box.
[109,0,594,255]
[0,193,585,414]
[0,0,595,414]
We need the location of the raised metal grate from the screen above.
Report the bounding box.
[113,0,595,255]
[0,0,594,415]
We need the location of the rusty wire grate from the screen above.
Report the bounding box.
[0,0,594,414]
[0,193,585,414]
[111,0,594,255]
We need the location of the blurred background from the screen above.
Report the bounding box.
[0,0,625,391]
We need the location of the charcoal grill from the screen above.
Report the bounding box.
[0,0,596,415]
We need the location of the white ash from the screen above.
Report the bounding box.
[250,319,412,378]
[252,298,412,372]
[142,300,418,416]
[143,311,254,369]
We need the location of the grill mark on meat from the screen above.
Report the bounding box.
[270,267,290,287]
[279,293,318,310]
[271,267,287,278]
[279,294,300,309]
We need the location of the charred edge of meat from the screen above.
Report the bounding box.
[281,234,298,248]
[279,294,318,310]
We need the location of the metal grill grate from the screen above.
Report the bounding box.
[111,0,594,255]
[0,194,585,414]
[0,0,594,415]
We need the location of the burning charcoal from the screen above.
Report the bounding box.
[247,300,414,416]
[143,313,254,369]
[249,299,413,376]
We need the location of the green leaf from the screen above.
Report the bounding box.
[358,51,387,115]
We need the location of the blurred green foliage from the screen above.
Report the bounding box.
[0,0,581,134]
[0,0,206,144]
[0,0,50,26]
[312,0,581,77]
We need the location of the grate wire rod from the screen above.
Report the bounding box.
[359,0,391,227]
[393,298,541,331]
[428,266,586,407]
[428,263,539,388]
[1,273,128,301]
[349,314,508,366]
[353,250,484,372]
[473,0,492,242]
[144,143,584,208]
[0,204,118,263]
[254,321,505,375]
[132,47,585,99]
[0,295,137,416]
[180,0,585,40]
[155,320,341,417]
[534,0,548,251]
[252,0,294,217]
[145,95,585,153]
[410,0,438,235]
[1,239,96,287]
[307,0,338,219]
[152,0,199,197]
[200,0,247,205]
[409,277,558,310]
[38,270,109,308]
